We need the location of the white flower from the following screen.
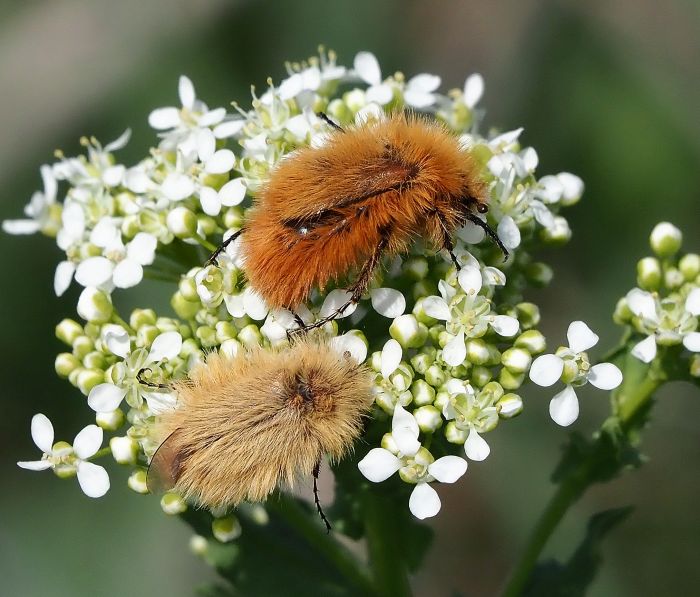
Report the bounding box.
[87,330,181,413]
[3,165,57,235]
[17,414,110,498]
[529,321,623,426]
[626,288,700,362]
[148,75,229,152]
[404,73,441,108]
[358,405,468,519]
[463,73,484,109]
[353,52,393,105]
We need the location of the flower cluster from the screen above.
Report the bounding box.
[614,222,699,374]
[11,49,595,531]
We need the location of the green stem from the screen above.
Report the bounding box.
[88,447,112,460]
[267,495,377,596]
[362,488,413,597]
[192,233,217,252]
[501,355,663,597]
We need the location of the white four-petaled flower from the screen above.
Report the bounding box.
[529,321,623,426]
[358,405,468,519]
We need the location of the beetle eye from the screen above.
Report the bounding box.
[477,203,489,214]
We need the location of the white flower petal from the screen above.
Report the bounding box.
[381,339,402,378]
[392,403,419,435]
[567,321,599,353]
[213,119,245,138]
[102,324,130,358]
[428,456,468,483]
[626,289,657,320]
[148,331,183,362]
[219,178,247,206]
[557,172,584,201]
[143,391,177,415]
[482,266,506,287]
[148,107,180,130]
[73,425,103,459]
[408,73,441,93]
[31,413,54,453]
[54,261,75,296]
[366,84,393,105]
[404,89,435,108]
[530,200,555,228]
[104,128,131,152]
[224,292,246,318]
[205,149,236,174]
[409,483,441,520]
[75,257,115,287]
[464,430,490,461]
[443,331,466,367]
[682,332,700,352]
[422,296,451,321]
[331,333,367,364]
[354,51,381,85]
[200,186,221,216]
[529,354,564,387]
[393,427,421,457]
[199,107,226,127]
[549,385,579,427]
[320,289,357,319]
[126,233,157,265]
[456,219,486,244]
[457,266,482,294]
[370,288,406,318]
[196,128,216,162]
[588,363,623,390]
[90,220,120,248]
[17,460,52,471]
[279,73,303,100]
[497,216,521,250]
[685,288,700,316]
[87,384,127,413]
[491,315,519,337]
[162,173,195,201]
[631,335,657,363]
[178,75,196,109]
[358,448,401,482]
[2,219,40,234]
[102,165,125,187]
[243,288,269,321]
[76,461,110,498]
[463,73,484,108]
[112,259,143,289]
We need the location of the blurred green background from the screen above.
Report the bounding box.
[1,1,698,595]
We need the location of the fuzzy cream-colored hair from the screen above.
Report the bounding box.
[149,336,373,508]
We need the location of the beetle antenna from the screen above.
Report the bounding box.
[312,460,332,533]
[465,213,510,261]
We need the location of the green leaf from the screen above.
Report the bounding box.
[522,507,634,597]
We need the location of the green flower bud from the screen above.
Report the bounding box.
[178,276,199,302]
[405,257,429,281]
[414,405,442,433]
[72,336,95,359]
[399,447,434,484]
[197,215,217,237]
[215,321,238,343]
[189,535,209,557]
[217,338,241,358]
[501,347,532,374]
[137,325,160,348]
[167,206,198,238]
[679,253,700,281]
[650,222,682,258]
[375,391,396,415]
[380,431,399,454]
[77,369,104,395]
[413,280,437,302]
[129,308,157,329]
[96,409,125,431]
[470,365,492,387]
[56,319,84,346]
[690,354,700,378]
[540,216,571,245]
[514,330,546,354]
[223,207,245,229]
[83,351,107,370]
[120,214,141,238]
[55,353,81,378]
[212,516,242,542]
[481,381,505,403]
[636,257,662,290]
[499,368,526,390]
[68,367,83,388]
[171,292,200,319]
[245,504,269,525]
[369,351,382,373]
[428,324,446,346]
[613,297,633,324]
[156,317,181,333]
[497,393,523,418]
[390,363,414,392]
[410,379,436,406]
[514,303,540,329]
[77,287,113,323]
[390,315,428,349]
[128,469,149,494]
[161,492,188,515]
[410,348,436,374]
[664,267,684,290]
[196,326,218,348]
[524,262,553,287]
[445,421,468,445]
[237,324,263,348]
[110,436,139,464]
[560,358,578,385]
[424,364,447,388]
[412,297,438,326]
[466,338,490,365]
[343,88,367,112]
[433,390,449,413]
